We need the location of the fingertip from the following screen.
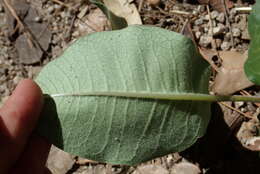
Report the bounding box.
[0,78,43,139]
[0,79,44,172]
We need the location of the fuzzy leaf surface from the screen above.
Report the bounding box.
[36,26,211,165]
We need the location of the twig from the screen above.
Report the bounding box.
[3,0,34,47]
[65,14,77,42]
[240,90,260,107]
[222,0,235,48]
[234,7,252,13]
[138,0,144,12]
[170,10,192,16]
[220,102,253,119]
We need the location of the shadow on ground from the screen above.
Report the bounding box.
[181,103,260,174]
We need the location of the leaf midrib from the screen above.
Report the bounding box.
[45,91,260,102]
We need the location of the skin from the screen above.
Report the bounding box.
[0,79,51,174]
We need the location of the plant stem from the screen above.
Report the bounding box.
[45,92,260,102]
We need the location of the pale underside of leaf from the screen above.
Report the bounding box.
[36,26,211,165]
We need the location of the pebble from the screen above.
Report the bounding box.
[216,13,225,23]
[229,8,237,21]
[211,10,219,19]
[54,4,62,10]
[221,41,231,50]
[13,76,22,85]
[197,5,205,13]
[34,16,42,22]
[60,11,70,18]
[0,4,4,13]
[213,27,222,36]
[213,24,226,36]
[225,32,232,41]
[195,31,202,39]
[194,18,204,25]
[215,38,222,48]
[232,28,241,37]
[199,35,211,47]
[47,6,55,14]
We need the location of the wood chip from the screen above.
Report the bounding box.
[46,146,75,174]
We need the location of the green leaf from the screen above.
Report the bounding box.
[244,1,260,85]
[36,25,211,165]
[90,0,127,30]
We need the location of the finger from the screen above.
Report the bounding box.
[10,135,51,174]
[0,79,43,173]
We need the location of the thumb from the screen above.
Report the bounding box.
[0,79,43,172]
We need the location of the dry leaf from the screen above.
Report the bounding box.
[181,21,196,45]
[212,51,254,95]
[133,165,169,174]
[103,0,142,25]
[4,0,51,64]
[198,0,233,12]
[199,48,219,71]
[15,8,51,64]
[171,162,201,174]
[76,8,108,36]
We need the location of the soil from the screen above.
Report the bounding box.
[0,0,259,173]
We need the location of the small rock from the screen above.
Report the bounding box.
[221,41,231,50]
[195,31,202,39]
[54,4,61,10]
[211,10,219,19]
[235,101,244,108]
[133,165,169,174]
[203,26,209,33]
[34,16,42,22]
[215,38,222,48]
[60,11,70,18]
[171,162,201,174]
[0,67,7,76]
[232,28,241,37]
[225,32,232,41]
[242,28,250,40]
[0,83,7,93]
[204,14,210,20]
[213,24,226,36]
[194,18,204,25]
[13,76,22,85]
[199,35,211,47]
[216,12,225,23]
[197,5,205,13]
[47,6,55,14]
[229,8,237,21]
[0,4,4,13]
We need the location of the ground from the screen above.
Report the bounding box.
[0,0,259,173]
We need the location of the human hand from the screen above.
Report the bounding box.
[0,79,51,174]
